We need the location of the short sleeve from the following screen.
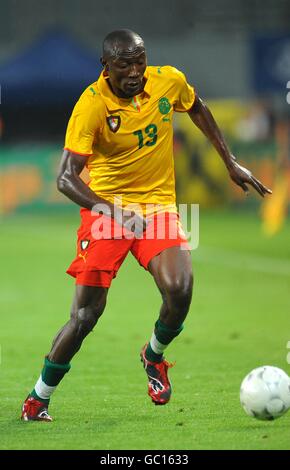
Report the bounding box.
[64,92,100,156]
[172,68,195,113]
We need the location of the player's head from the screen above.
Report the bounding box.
[101,29,147,98]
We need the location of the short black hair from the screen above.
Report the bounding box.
[102,29,145,60]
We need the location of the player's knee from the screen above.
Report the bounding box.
[162,272,193,308]
[73,305,103,339]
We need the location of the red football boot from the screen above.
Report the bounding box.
[140,344,174,405]
[21,396,52,422]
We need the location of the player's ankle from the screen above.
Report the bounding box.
[145,343,163,363]
[30,389,50,406]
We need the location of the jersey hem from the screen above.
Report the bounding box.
[64,147,93,157]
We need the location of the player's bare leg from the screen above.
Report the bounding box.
[148,246,193,328]
[21,285,107,421]
[140,246,193,405]
[49,285,108,363]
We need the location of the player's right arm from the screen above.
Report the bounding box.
[57,149,146,233]
[57,149,115,214]
[59,90,116,214]
[58,88,146,233]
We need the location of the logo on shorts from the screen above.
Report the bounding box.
[80,239,90,250]
[78,252,87,263]
[106,115,121,132]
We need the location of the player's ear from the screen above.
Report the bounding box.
[101,57,108,67]
[101,57,109,74]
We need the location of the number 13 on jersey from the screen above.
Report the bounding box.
[133,124,158,149]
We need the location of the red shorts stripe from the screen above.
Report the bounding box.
[75,270,114,288]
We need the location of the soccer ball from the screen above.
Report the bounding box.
[240,366,290,420]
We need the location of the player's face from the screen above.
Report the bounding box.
[106,50,147,98]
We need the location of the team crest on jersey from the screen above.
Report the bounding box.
[158,97,171,115]
[106,115,121,133]
[80,239,90,250]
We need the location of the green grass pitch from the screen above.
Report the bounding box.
[0,209,290,450]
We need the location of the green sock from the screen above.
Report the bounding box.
[30,357,71,404]
[145,319,184,363]
[154,319,184,345]
[145,342,163,363]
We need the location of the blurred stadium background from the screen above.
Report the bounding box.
[0,0,289,220]
[0,0,290,450]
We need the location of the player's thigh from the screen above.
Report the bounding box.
[148,246,193,294]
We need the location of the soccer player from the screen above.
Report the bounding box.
[21,29,271,421]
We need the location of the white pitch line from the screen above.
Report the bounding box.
[194,246,290,277]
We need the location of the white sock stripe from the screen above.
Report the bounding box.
[35,376,57,400]
[150,332,167,355]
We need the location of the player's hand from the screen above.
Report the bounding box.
[114,209,147,236]
[227,157,272,198]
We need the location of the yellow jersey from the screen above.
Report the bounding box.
[64,66,195,213]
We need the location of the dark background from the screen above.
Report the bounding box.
[0,0,289,213]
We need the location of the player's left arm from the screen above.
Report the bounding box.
[187,94,272,197]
